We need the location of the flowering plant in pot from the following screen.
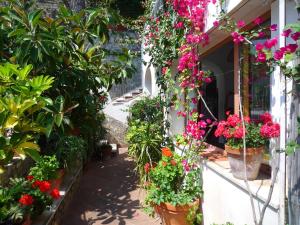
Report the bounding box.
[144,147,202,225]
[0,177,60,225]
[214,112,280,180]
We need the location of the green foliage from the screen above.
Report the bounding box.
[127,96,164,124]
[0,177,54,224]
[29,155,59,181]
[144,151,202,223]
[56,136,88,169]
[0,63,58,172]
[286,117,300,155]
[126,97,164,183]
[126,121,163,183]
[0,0,135,156]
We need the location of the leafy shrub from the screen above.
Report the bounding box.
[56,136,88,169]
[126,121,163,183]
[127,97,164,125]
[29,156,59,181]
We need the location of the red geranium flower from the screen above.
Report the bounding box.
[51,188,60,199]
[162,147,173,157]
[144,163,150,173]
[38,181,51,193]
[170,159,177,166]
[26,175,34,181]
[19,194,34,206]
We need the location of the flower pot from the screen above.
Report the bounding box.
[225,145,264,180]
[155,199,200,225]
[22,215,32,225]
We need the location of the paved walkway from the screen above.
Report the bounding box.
[61,148,161,225]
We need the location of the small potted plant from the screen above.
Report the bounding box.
[144,147,202,225]
[0,177,60,225]
[29,155,60,189]
[215,112,280,180]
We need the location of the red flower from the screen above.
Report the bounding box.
[19,194,34,206]
[51,188,60,199]
[170,159,177,166]
[260,112,272,124]
[162,162,167,167]
[32,180,41,188]
[38,181,51,193]
[260,122,280,138]
[144,163,150,173]
[162,147,173,157]
[162,67,168,75]
[227,114,241,127]
[26,175,34,181]
[233,126,245,139]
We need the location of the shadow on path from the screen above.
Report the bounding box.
[61,148,160,225]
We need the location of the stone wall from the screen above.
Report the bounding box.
[103,115,128,147]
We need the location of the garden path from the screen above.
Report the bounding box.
[61,148,161,225]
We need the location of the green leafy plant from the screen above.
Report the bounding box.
[55,136,88,169]
[29,155,59,181]
[0,63,56,172]
[127,96,164,124]
[126,121,163,183]
[0,177,59,224]
[144,147,202,224]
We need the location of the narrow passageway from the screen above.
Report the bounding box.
[61,148,160,225]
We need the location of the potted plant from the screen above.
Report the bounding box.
[0,177,60,225]
[29,156,60,189]
[215,112,280,180]
[144,147,202,225]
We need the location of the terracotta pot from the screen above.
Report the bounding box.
[51,169,65,189]
[22,215,32,225]
[155,199,200,225]
[225,145,264,180]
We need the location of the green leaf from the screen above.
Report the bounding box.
[24,148,41,162]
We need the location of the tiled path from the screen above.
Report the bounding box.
[61,148,161,225]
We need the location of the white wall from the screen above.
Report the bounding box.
[202,161,280,225]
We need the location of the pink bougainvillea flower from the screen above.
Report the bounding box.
[256,51,266,63]
[270,24,277,31]
[253,17,263,25]
[282,29,292,37]
[204,77,212,83]
[291,32,300,41]
[285,44,298,53]
[274,50,284,61]
[206,119,212,124]
[263,38,278,49]
[237,20,246,28]
[255,43,264,51]
[213,20,219,27]
[258,31,265,38]
[231,32,245,44]
[191,97,198,104]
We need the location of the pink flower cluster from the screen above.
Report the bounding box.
[185,119,207,140]
[215,114,247,139]
[178,48,198,72]
[259,112,280,138]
